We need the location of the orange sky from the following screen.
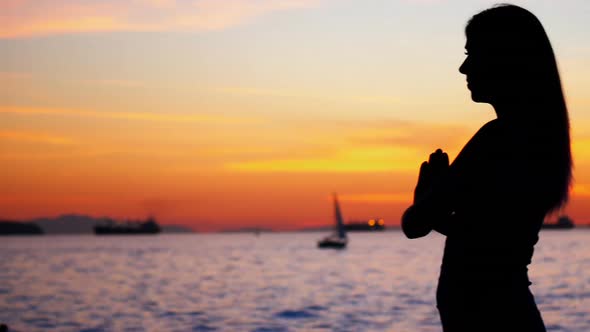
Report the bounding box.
[1,0,590,231]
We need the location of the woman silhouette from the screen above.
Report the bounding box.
[402,4,571,332]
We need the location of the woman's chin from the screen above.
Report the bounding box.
[470,92,492,104]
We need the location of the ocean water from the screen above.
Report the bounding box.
[0,230,589,332]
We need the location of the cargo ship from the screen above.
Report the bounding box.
[542,215,574,230]
[345,218,385,231]
[94,217,161,235]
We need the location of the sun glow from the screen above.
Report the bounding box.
[1,0,589,231]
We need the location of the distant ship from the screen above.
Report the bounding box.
[345,218,385,231]
[94,217,161,235]
[0,220,44,235]
[542,215,575,230]
[317,193,348,249]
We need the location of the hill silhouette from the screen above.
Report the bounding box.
[23,214,194,234]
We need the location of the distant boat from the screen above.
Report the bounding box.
[318,193,348,249]
[542,215,575,230]
[0,220,44,235]
[94,217,161,235]
[345,218,386,231]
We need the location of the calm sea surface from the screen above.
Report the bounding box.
[0,230,589,332]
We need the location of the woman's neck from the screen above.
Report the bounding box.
[492,99,528,121]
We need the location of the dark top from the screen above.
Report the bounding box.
[436,118,547,297]
[435,119,547,331]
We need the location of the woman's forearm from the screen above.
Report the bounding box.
[402,183,454,238]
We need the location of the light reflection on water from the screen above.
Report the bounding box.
[0,231,588,331]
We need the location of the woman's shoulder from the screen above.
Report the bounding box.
[478,119,502,134]
[458,119,515,161]
[475,119,518,145]
[466,119,503,148]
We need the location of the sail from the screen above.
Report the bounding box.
[333,193,347,239]
[317,193,348,249]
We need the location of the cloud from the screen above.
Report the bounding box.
[85,79,146,88]
[223,119,473,173]
[0,0,322,38]
[225,145,421,173]
[217,86,402,105]
[0,71,32,80]
[226,157,396,173]
[346,120,472,150]
[216,86,302,98]
[0,105,261,124]
[0,130,75,145]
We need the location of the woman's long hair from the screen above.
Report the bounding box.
[466,4,572,212]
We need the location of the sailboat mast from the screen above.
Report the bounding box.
[333,193,346,239]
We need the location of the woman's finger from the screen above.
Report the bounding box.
[418,161,430,182]
[441,152,449,167]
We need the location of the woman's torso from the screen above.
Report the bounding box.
[436,119,547,298]
[435,119,548,330]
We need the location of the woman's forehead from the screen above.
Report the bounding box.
[464,37,495,52]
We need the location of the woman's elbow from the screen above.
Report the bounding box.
[402,221,431,239]
[401,206,431,239]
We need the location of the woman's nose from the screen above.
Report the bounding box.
[459,57,469,75]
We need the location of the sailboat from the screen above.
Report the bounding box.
[317,193,348,249]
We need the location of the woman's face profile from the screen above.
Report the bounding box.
[459,37,504,105]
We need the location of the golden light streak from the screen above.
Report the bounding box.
[572,138,590,161]
[0,106,261,124]
[225,147,420,173]
[227,159,394,173]
[0,130,75,145]
[347,122,473,150]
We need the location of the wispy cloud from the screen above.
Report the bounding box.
[0,130,75,145]
[84,79,146,88]
[225,146,421,173]
[0,71,32,80]
[347,120,472,150]
[217,86,402,105]
[217,86,301,98]
[1,0,322,38]
[0,106,261,124]
[224,119,473,173]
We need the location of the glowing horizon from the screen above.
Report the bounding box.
[2,0,590,232]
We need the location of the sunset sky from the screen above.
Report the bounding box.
[1,0,590,231]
